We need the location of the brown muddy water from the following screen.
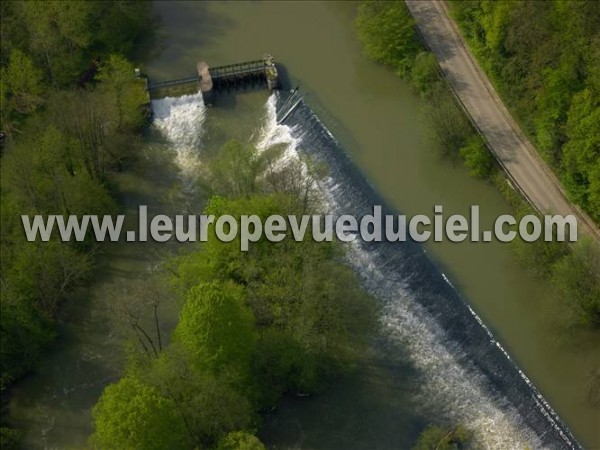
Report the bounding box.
[8,2,599,449]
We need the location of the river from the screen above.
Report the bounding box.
[9,1,599,449]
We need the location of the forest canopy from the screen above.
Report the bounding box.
[90,142,377,449]
[0,0,151,399]
[450,0,600,222]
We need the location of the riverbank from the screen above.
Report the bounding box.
[406,0,600,242]
[145,1,598,446]
[447,0,600,228]
[355,0,599,445]
[1,4,158,447]
[7,139,191,448]
[5,2,599,448]
[402,0,600,329]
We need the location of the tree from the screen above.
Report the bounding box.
[174,280,256,382]
[218,431,265,450]
[2,124,116,216]
[410,52,440,96]
[588,162,600,222]
[449,0,600,224]
[0,289,55,389]
[262,151,327,214]
[1,49,44,116]
[552,238,600,326]
[89,2,152,56]
[19,1,92,85]
[424,85,472,158]
[96,54,148,130]
[0,427,21,450]
[165,371,253,448]
[130,345,255,449]
[411,425,471,450]
[0,0,154,433]
[355,0,421,76]
[459,136,495,179]
[209,140,261,198]
[91,376,189,450]
[562,88,600,218]
[46,89,121,180]
[173,194,376,397]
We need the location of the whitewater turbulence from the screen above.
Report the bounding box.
[146,90,579,449]
[254,93,580,450]
[151,93,207,183]
[255,94,300,159]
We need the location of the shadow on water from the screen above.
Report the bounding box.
[275,63,293,91]
[7,131,193,449]
[262,94,583,450]
[259,340,424,450]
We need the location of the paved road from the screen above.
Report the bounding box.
[405,0,600,242]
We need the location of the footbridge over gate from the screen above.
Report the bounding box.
[146,54,279,105]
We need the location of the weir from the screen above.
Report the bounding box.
[276,93,582,449]
[146,54,279,105]
[148,88,583,448]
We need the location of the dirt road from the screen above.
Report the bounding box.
[405,0,600,241]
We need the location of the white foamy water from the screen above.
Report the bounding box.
[255,93,300,160]
[254,94,545,449]
[346,241,542,449]
[151,93,206,180]
[147,91,548,448]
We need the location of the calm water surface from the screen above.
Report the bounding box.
[146,1,598,447]
[8,1,599,448]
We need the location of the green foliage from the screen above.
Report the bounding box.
[562,88,600,221]
[512,235,568,279]
[0,1,152,135]
[97,54,149,131]
[0,0,150,397]
[551,238,600,327]
[355,1,491,182]
[175,280,256,381]
[508,206,600,327]
[0,122,116,386]
[89,2,152,57]
[0,49,44,132]
[459,136,495,179]
[175,192,376,399]
[354,0,498,189]
[0,427,21,450]
[0,292,55,390]
[2,1,151,87]
[423,85,472,158]
[91,139,376,448]
[8,240,92,313]
[355,0,600,329]
[91,376,190,450]
[2,125,117,214]
[355,0,421,77]
[410,52,440,96]
[18,1,92,85]
[137,346,255,448]
[589,163,600,223]
[450,0,600,223]
[209,140,262,198]
[218,431,266,450]
[412,424,471,450]
[449,0,600,326]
